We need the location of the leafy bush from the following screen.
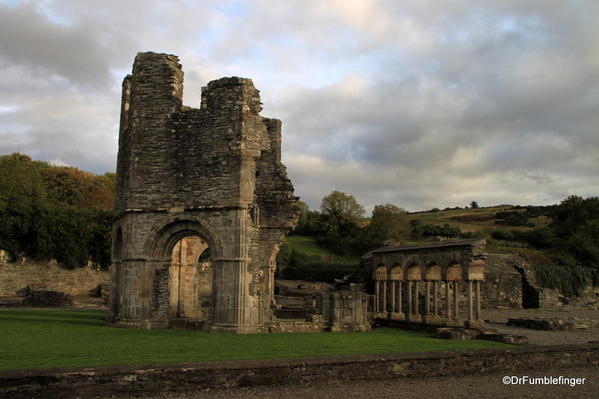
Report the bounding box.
[278,247,358,282]
[534,263,594,297]
[410,221,461,239]
[490,230,514,240]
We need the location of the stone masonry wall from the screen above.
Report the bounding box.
[0,259,109,296]
[111,52,298,332]
[1,344,597,398]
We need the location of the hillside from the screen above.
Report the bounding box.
[278,236,361,282]
[406,205,550,233]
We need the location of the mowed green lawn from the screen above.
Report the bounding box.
[0,310,507,371]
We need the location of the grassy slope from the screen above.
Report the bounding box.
[0,310,507,371]
[284,235,360,265]
[406,205,549,233]
[407,206,554,265]
[285,206,552,266]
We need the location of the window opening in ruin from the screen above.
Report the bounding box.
[168,235,213,321]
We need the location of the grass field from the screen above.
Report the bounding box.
[0,310,507,371]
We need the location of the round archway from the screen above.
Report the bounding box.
[168,235,213,320]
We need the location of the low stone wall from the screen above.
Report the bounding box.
[0,260,110,297]
[1,344,597,398]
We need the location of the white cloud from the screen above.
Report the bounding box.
[1,0,598,212]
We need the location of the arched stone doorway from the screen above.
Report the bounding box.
[168,235,212,321]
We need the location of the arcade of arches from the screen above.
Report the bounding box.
[367,239,486,328]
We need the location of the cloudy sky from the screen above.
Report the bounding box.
[1,0,598,212]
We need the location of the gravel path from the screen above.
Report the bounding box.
[483,306,599,345]
[129,366,597,399]
[483,306,599,324]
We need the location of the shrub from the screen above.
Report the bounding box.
[491,229,514,240]
[534,263,594,297]
[279,249,358,282]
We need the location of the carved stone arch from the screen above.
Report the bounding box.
[373,265,388,281]
[425,263,441,281]
[407,263,422,281]
[390,265,403,280]
[145,214,222,261]
[189,239,210,266]
[445,263,463,281]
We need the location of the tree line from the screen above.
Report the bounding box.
[0,153,114,269]
[1,152,598,295]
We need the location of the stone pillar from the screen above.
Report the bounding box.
[375,280,380,312]
[425,281,431,315]
[475,280,481,320]
[445,281,451,319]
[398,281,403,314]
[413,281,420,316]
[453,281,459,320]
[433,281,438,316]
[382,280,387,313]
[407,281,413,316]
[467,280,473,321]
[391,280,397,313]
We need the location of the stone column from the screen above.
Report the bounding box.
[433,281,438,316]
[391,280,397,313]
[381,280,387,312]
[475,280,481,320]
[398,281,403,314]
[375,280,380,312]
[407,281,413,317]
[453,281,459,320]
[425,281,431,315]
[413,281,419,316]
[445,281,451,319]
[467,280,473,321]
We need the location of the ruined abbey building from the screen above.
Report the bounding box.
[110,52,299,333]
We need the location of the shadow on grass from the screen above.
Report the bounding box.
[0,310,107,328]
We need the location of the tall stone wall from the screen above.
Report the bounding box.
[0,260,109,297]
[111,52,298,333]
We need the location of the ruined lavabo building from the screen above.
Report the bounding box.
[365,239,486,328]
[109,52,369,333]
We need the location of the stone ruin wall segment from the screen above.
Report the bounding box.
[111,52,299,333]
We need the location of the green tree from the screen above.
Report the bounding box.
[470,201,479,209]
[320,191,364,221]
[313,191,367,255]
[0,153,113,269]
[0,154,47,257]
[294,200,320,235]
[367,203,406,245]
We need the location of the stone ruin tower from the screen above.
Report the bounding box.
[110,52,298,333]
